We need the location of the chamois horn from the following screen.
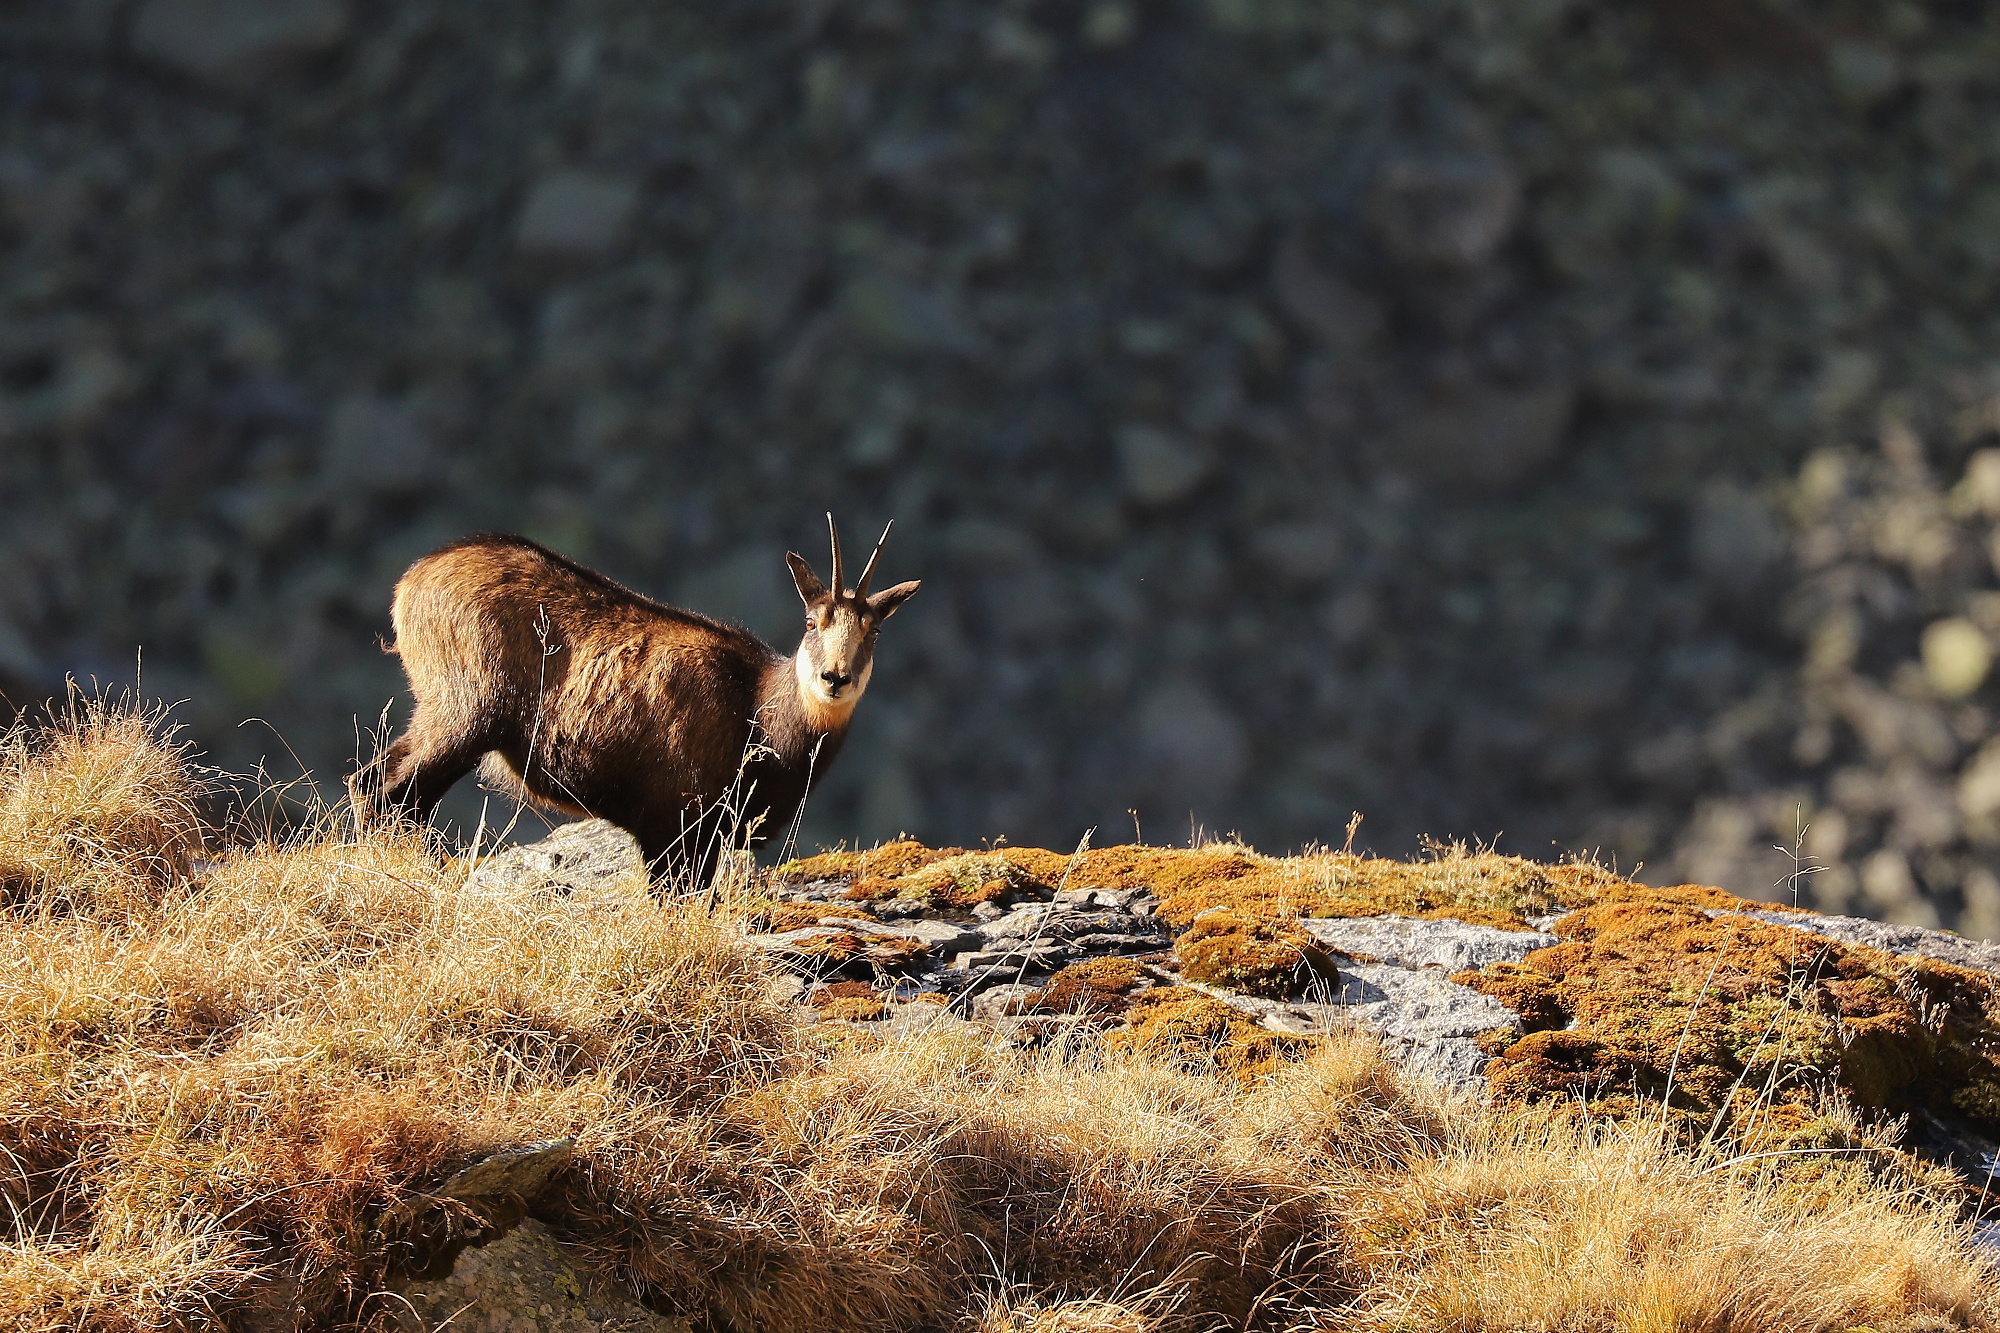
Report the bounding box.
[855,520,894,597]
[825,511,844,596]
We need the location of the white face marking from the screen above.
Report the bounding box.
[796,647,872,708]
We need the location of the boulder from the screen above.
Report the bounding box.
[131,0,349,89]
[467,820,647,900]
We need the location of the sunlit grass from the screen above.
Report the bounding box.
[0,699,1992,1331]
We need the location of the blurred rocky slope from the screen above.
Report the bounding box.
[6,0,2000,925]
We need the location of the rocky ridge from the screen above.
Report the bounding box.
[471,822,2000,1165]
[394,816,2000,1318]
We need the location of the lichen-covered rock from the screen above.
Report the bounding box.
[391,1219,686,1333]
[756,834,2000,1167]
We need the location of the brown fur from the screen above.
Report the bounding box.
[349,530,918,886]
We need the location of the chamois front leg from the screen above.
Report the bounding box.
[349,724,487,830]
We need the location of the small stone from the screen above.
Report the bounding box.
[1136,678,1248,806]
[1370,153,1521,271]
[1270,229,1381,351]
[967,983,1041,1020]
[1828,42,1902,107]
[1116,424,1210,506]
[132,0,349,88]
[435,1138,576,1201]
[1923,618,1991,698]
[1246,522,1343,583]
[467,820,646,899]
[1391,379,1576,490]
[515,170,641,261]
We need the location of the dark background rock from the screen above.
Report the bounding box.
[6,0,2000,927]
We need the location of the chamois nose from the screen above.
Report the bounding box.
[821,669,852,693]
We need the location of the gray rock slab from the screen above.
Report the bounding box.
[1719,909,2000,976]
[1172,956,1517,1093]
[467,820,646,899]
[1052,886,1155,912]
[966,983,1041,1021]
[1299,915,1556,972]
[391,1218,687,1333]
[948,943,1069,976]
[132,0,350,88]
[865,918,987,955]
[978,903,1149,942]
[1335,961,1518,1088]
[1066,931,1170,954]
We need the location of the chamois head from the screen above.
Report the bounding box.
[785,514,920,713]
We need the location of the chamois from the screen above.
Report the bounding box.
[348,519,920,887]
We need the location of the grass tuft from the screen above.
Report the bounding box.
[4,704,1997,1331]
[0,695,209,916]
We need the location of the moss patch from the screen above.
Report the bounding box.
[778,840,965,884]
[1008,957,1153,1017]
[1104,987,1311,1084]
[1454,902,2000,1131]
[744,900,879,933]
[810,981,888,1022]
[1176,910,1339,999]
[781,839,1788,951]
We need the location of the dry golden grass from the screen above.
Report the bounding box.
[2,701,1996,1332]
[0,696,207,915]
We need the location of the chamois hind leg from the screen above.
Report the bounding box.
[349,718,487,830]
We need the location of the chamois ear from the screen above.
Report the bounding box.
[867,580,921,620]
[785,552,826,604]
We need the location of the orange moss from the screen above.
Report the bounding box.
[1176,910,1339,1000]
[784,841,1789,934]
[1105,987,1312,1084]
[789,930,931,975]
[1009,957,1151,1017]
[994,846,1078,885]
[810,982,888,1022]
[778,840,964,884]
[746,901,879,933]
[1456,901,2000,1125]
[841,851,1056,908]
